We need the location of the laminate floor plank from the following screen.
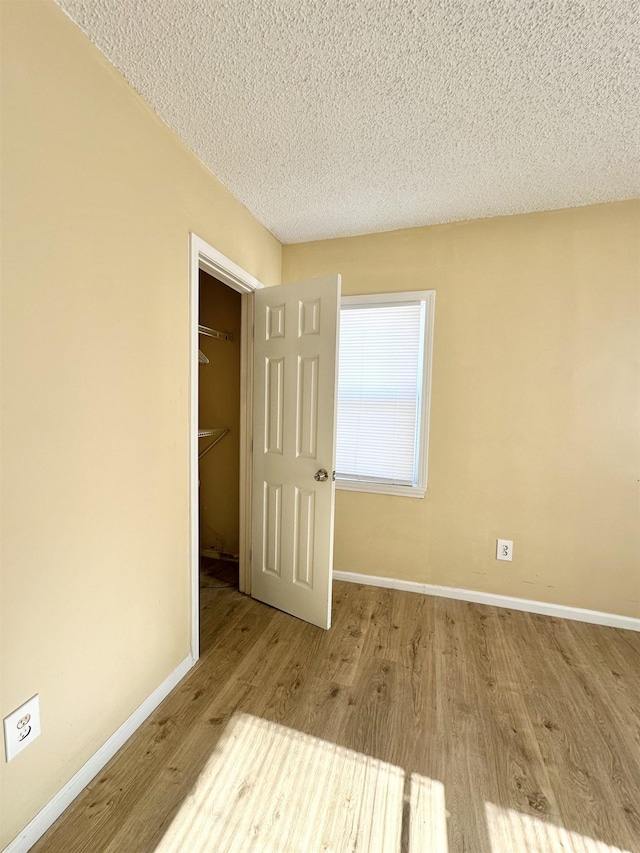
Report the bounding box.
[31,582,640,853]
[265,584,381,744]
[430,598,497,853]
[501,609,640,852]
[461,605,561,824]
[320,581,378,687]
[340,653,399,763]
[556,620,640,773]
[241,618,327,725]
[388,592,437,773]
[539,617,640,846]
[198,584,250,650]
[563,621,640,756]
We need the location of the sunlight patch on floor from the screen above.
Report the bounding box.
[485,802,633,853]
[154,713,406,852]
[408,773,449,852]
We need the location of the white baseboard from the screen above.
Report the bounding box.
[333,570,640,633]
[4,654,196,853]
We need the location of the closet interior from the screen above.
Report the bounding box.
[198,270,242,592]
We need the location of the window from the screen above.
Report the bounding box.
[335,291,435,498]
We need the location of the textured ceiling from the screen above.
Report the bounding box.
[55,0,639,243]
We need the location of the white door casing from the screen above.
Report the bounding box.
[252,275,341,629]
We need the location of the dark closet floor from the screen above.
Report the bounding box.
[199,556,239,589]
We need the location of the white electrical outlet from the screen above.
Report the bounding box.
[3,694,41,761]
[497,539,513,561]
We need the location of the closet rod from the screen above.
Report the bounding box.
[198,324,232,343]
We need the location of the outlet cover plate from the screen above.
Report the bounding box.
[497,539,513,561]
[3,694,41,761]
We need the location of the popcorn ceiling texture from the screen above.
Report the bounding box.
[55,0,639,243]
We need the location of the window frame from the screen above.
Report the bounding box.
[335,289,435,499]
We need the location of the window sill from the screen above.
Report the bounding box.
[335,480,426,499]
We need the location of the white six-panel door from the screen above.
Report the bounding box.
[252,275,341,629]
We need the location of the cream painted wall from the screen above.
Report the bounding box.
[284,201,640,619]
[198,272,242,556]
[0,1,280,846]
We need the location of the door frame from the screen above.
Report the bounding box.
[189,233,263,659]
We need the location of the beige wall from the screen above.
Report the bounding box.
[198,272,242,555]
[284,201,640,619]
[0,1,280,846]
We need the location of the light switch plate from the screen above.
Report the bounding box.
[3,694,41,761]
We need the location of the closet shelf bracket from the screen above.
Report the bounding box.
[198,427,229,459]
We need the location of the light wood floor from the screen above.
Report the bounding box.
[33,581,640,852]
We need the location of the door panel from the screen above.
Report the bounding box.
[252,275,340,629]
[293,486,315,587]
[296,356,319,458]
[263,482,282,576]
[265,357,284,453]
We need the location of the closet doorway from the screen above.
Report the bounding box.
[189,234,261,660]
[198,271,241,597]
[189,234,340,655]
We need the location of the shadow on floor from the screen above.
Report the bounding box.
[199,556,239,589]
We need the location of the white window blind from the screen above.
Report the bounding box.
[336,300,426,487]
